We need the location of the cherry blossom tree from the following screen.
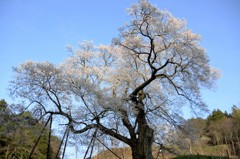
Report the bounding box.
[9,1,219,159]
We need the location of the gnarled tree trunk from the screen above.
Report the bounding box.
[131,104,154,159]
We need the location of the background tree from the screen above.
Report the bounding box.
[0,99,7,111]
[9,1,219,158]
[179,106,240,157]
[206,109,226,145]
[231,106,240,156]
[207,109,226,122]
[0,99,60,159]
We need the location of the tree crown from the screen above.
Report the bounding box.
[9,0,219,152]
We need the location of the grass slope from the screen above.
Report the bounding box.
[92,145,233,159]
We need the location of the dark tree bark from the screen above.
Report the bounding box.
[130,102,154,159]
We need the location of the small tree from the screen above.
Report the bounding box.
[9,1,219,158]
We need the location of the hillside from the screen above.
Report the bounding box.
[92,145,231,159]
[92,107,240,159]
[0,99,61,158]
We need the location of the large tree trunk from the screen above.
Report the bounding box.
[131,104,154,159]
[131,125,154,159]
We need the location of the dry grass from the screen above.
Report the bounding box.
[92,145,232,159]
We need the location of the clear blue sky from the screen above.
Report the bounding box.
[1,0,240,114]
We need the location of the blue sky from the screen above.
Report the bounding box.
[1,0,240,115]
[1,0,240,158]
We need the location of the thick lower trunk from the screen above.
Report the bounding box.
[130,101,154,159]
[131,123,154,159]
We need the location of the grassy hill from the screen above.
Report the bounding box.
[92,145,233,159]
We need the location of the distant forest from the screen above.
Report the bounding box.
[0,99,61,159]
[177,106,240,158]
